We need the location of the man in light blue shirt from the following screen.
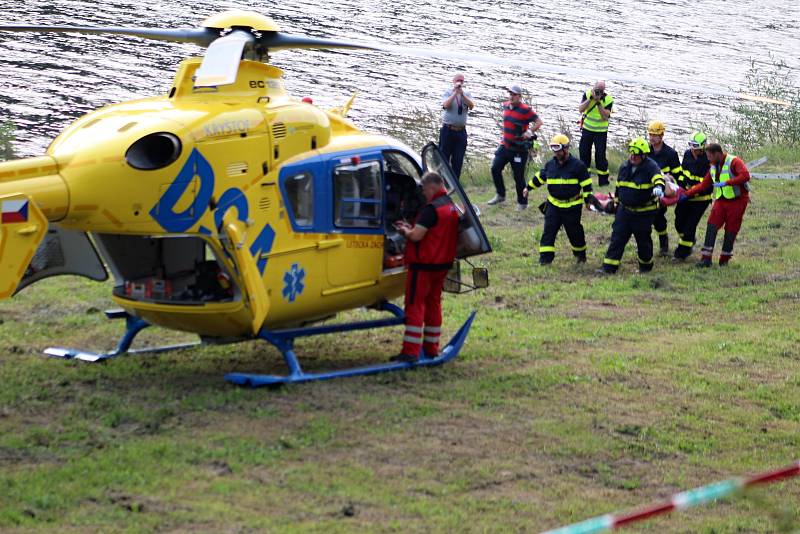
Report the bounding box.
[439,73,475,179]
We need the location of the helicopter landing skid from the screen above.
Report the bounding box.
[225,304,476,387]
[44,309,201,362]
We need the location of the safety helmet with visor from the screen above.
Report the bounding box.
[549,133,570,152]
[687,131,708,149]
[628,137,650,155]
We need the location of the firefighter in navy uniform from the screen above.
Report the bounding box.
[600,138,666,274]
[392,172,460,363]
[673,131,712,260]
[523,134,596,265]
[647,120,682,257]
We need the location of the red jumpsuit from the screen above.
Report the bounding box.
[401,190,460,358]
[686,154,750,264]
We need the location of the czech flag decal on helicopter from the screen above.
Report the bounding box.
[1,199,29,223]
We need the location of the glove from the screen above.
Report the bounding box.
[585,193,602,212]
[653,187,665,199]
[713,181,727,188]
[677,193,689,203]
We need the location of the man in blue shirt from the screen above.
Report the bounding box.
[439,73,475,179]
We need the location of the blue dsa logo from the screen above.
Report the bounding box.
[150,148,276,276]
[150,148,215,233]
[282,263,306,303]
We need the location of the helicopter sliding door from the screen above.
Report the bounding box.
[324,154,384,288]
[276,152,383,299]
[421,142,492,258]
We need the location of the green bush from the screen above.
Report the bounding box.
[0,121,15,161]
[699,58,800,152]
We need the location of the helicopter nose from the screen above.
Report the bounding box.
[0,155,69,221]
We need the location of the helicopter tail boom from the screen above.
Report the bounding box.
[0,156,69,221]
[0,157,71,298]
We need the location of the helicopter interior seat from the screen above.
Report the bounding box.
[383,171,423,226]
[96,234,238,304]
[383,171,425,268]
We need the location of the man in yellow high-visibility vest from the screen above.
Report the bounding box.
[680,143,750,267]
[578,81,614,187]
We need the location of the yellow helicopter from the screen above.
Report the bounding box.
[0,10,492,387]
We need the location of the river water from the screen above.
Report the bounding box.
[1,0,798,159]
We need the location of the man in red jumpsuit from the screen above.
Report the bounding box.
[392,172,460,362]
[680,143,750,267]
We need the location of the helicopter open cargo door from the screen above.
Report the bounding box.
[15,225,108,295]
[421,143,492,258]
[221,213,270,334]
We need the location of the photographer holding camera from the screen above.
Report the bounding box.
[440,73,475,179]
[578,81,614,187]
[488,84,543,210]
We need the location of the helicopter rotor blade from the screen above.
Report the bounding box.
[194,30,255,87]
[256,33,377,52]
[0,24,218,46]
[0,19,787,105]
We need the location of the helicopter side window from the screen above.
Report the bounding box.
[333,160,382,228]
[283,171,314,227]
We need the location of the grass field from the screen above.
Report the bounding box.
[1,177,799,533]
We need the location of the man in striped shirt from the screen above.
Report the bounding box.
[488,84,543,210]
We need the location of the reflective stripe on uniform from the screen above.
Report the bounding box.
[403,335,423,344]
[423,336,440,343]
[618,181,653,190]
[638,256,654,265]
[603,258,621,265]
[539,245,556,253]
[624,203,658,212]
[656,229,668,236]
[679,238,694,247]
[405,325,423,334]
[548,195,583,208]
[571,244,587,252]
[423,326,441,333]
